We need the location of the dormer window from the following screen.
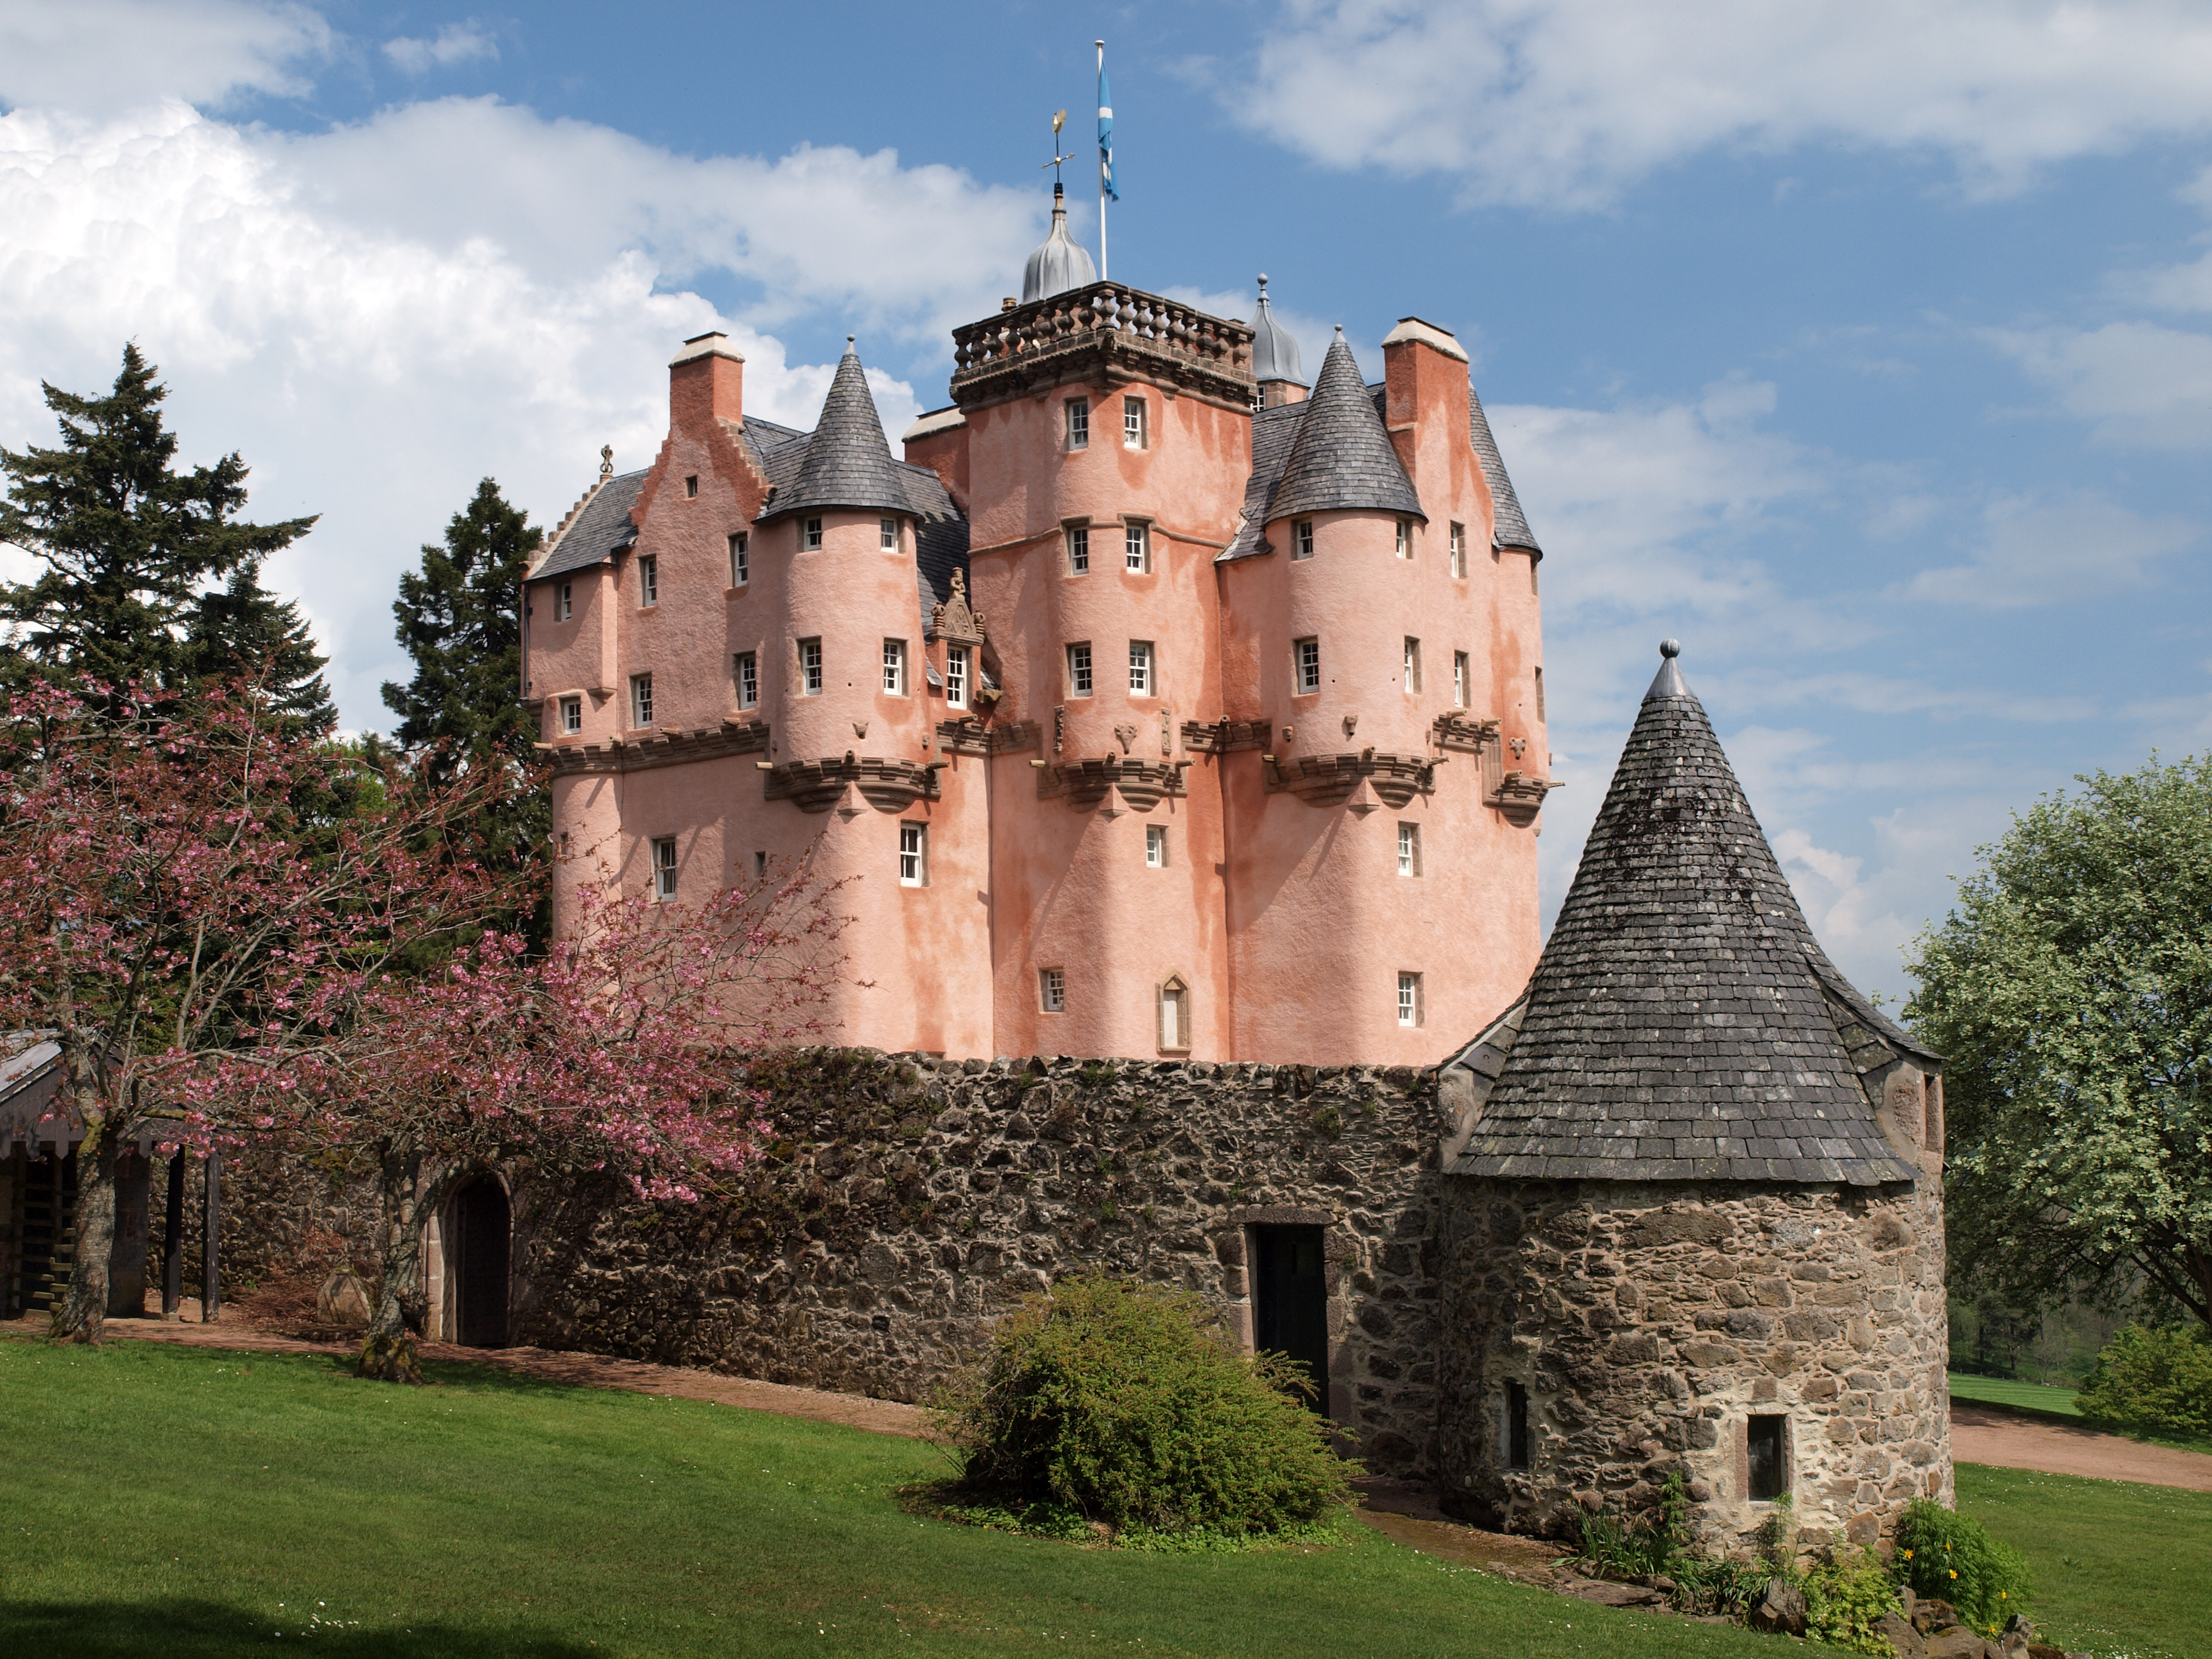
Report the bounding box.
[684,475,699,499]
[803,517,823,551]
[1122,396,1147,449]
[880,517,899,551]
[638,554,658,607]
[1066,398,1090,450]
[945,645,969,709]
[1293,520,1314,561]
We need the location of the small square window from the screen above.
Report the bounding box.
[1397,822,1421,877]
[557,581,573,622]
[1065,399,1090,450]
[1449,522,1466,578]
[1066,524,1090,574]
[1293,520,1314,561]
[1122,396,1146,449]
[735,651,758,710]
[638,554,658,607]
[630,673,654,727]
[1505,1382,1531,1470]
[883,638,907,696]
[1124,522,1150,573]
[898,822,927,886]
[1146,825,1167,868]
[1128,640,1154,697]
[1748,1415,1790,1501]
[729,532,748,587]
[945,645,969,710]
[1294,637,1321,696]
[1068,642,1093,697]
[560,695,582,735]
[1403,637,1422,695]
[880,517,899,551]
[1040,967,1066,1013]
[684,474,698,499]
[1396,970,1423,1028]
[798,638,822,696]
[1454,651,1470,709]
[652,836,678,900]
[1396,519,1413,558]
[803,516,823,551]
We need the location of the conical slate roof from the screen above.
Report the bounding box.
[1469,386,1538,554]
[1266,331,1424,524]
[1250,275,1305,386]
[1021,184,1099,304]
[1449,642,1918,1187]
[761,341,912,522]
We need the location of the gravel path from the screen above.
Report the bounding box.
[1950,1399,2212,1492]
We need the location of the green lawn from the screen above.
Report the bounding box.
[1949,1372,2085,1419]
[0,1340,2199,1659]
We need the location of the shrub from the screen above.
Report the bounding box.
[2077,1324,2212,1440]
[930,1276,1353,1540]
[1571,1474,1765,1617]
[1893,1498,2031,1627]
[1804,1548,1903,1655]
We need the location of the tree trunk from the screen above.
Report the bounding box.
[357,1147,443,1384]
[52,1137,116,1345]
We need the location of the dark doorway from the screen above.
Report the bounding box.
[1252,1224,1328,1410]
[449,1180,510,1348]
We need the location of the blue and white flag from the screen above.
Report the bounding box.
[1098,65,1118,201]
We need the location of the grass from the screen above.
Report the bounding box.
[1956,1464,2212,1659]
[0,1337,1798,1659]
[1950,1371,2212,1456]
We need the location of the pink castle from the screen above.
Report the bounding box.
[522,199,1555,1064]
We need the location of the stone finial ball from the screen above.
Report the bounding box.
[1660,639,1681,659]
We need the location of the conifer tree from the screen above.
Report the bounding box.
[183,558,339,736]
[0,345,316,693]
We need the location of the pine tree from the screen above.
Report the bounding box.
[183,559,339,736]
[0,345,317,694]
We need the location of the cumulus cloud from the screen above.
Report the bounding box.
[1906,492,2198,606]
[1224,0,2212,208]
[0,0,330,115]
[1989,320,2212,448]
[382,21,498,75]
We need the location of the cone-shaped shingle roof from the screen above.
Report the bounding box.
[1266,331,1423,524]
[1449,642,1920,1187]
[760,341,913,522]
[1469,387,1538,554]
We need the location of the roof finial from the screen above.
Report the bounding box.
[1660,638,1680,659]
[599,443,613,480]
[846,335,856,352]
[1333,323,1345,338]
[1257,273,1269,292]
[1645,638,1691,701]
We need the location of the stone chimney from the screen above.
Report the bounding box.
[669,331,744,434]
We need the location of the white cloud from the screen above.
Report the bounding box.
[1226,0,2212,208]
[1906,492,2198,606]
[0,0,330,115]
[1990,320,2212,447]
[382,22,498,75]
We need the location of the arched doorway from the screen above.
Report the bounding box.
[447,1179,510,1348]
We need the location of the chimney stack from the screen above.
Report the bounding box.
[669,331,744,433]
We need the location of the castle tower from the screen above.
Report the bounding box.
[1435,642,1950,1548]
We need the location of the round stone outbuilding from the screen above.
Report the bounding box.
[1434,643,1950,1551]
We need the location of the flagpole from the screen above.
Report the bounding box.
[1096,38,1108,283]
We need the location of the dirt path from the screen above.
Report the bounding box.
[1950,1399,2212,1493]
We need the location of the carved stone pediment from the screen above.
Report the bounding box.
[928,568,985,646]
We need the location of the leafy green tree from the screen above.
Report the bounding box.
[1,345,315,694]
[183,558,338,735]
[1906,755,2212,1333]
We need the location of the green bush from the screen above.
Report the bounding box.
[1893,1497,2032,1628]
[1803,1549,1903,1655]
[930,1276,1353,1541]
[2077,1323,2212,1440]
[1572,1475,1765,1617]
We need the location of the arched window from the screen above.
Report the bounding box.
[1157,973,1192,1053]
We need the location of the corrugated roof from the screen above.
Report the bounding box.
[1266,335,1424,524]
[532,469,646,581]
[1470,387,1539,554]
[1449,644,1919,1187]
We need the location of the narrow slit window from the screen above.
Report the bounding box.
[945,645,969,709]
[1125,521,1150,573]
[799,637,823,696]
[1396,518,1413,558]
[638,554,658,607]
[1748,1415,1790,1501]
[1146,825,1167,867]
[1449,522,1466,578]
[1397,822,1421,877]
[630,673,654,727]
[1396,970,1423,1028]
[1403,637,1422,694]
[651,837,678,900]
[1293,520,1314,560]
[684,474,698,499]
[1453,651,1470,709]
[735,652,758,710]
[556,830,571,859]
[729,532,748,587]
[1066,524,1090,574]
[753,850,768,880]
[883,638,907,696]
[1065,399,1090,450]
[1123,396,1146,449]
[559,695,582,735]
[557,581,573,622]
[880,517,899,551]
[1158,977,1190,1051]
[1535,666,1546,723]
[1128,640,1154,697]
[1506,1383,1531,1470]
[803,516,823,551]
[898,822,927,886]
[1040,967,1066,1013]
[1068,642,1093,697]
[1295,637,1321,695]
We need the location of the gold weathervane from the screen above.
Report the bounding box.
[1041,109,1077,184]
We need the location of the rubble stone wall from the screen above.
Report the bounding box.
[1435,1176,1952,1550]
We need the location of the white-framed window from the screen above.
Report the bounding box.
[1158,975,1191,1052]
[557,582,573,622]
[638,554,658,607]
[1066,524,1090,574]
[803,516,823,551]
[729,532,748,586]
[1396,518,1413,558]
[880,517,899,551]
[798,637,822,696]
[652,836,678,900]
[1122,396,1147,449]
[1068,642,1093,697]
[1454,651,1470,709]
[1403,637,1422,694]
[735,651,758,710]
[560,695,582,735]
[630,672,654,727]
[1295,636,1321,695]
[1536,666,1547,723]
[945,645,969,709]
[1449,522,1466,578]
[898,822,928,886]
[1065,399,1090,450]
[684,473,698,499]
[1398,822,1421,877]
[1040,967,1066,1013]
[1146,825,1167,868]
[1128,640,1154,696]
[1124,521,1150,573]
[1293,520,1314,560]
[1397,971,1424,1028]
[883,637,907,695]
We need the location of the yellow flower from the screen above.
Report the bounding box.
[1900,1550,1914,1559]
[2000,1592,2007,1600]
[1949,1570,1958,1580]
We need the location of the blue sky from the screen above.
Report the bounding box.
[4,0,2211,1001]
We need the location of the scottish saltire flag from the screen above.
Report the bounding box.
[1098,65,1118,201]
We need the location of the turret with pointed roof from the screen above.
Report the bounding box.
[758,339,913,523]
[1020,183,1099,304]
[1266,329,1424,523]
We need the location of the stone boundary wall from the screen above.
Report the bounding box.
[507,1050,1447,1474]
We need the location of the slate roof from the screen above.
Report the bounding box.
[759,343,916,522]
[1447,644,1921,1187]
[1219,400,1308,561]
[1250,276,1306,386]
[1265,334,1424,524]
[1470,387,1539,554]
[532,469,646,580]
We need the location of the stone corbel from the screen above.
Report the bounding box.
[1261,749,1437,809]
[1033,755,1188,810]
[1181,718,1269,754]
[759,754,942,814]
